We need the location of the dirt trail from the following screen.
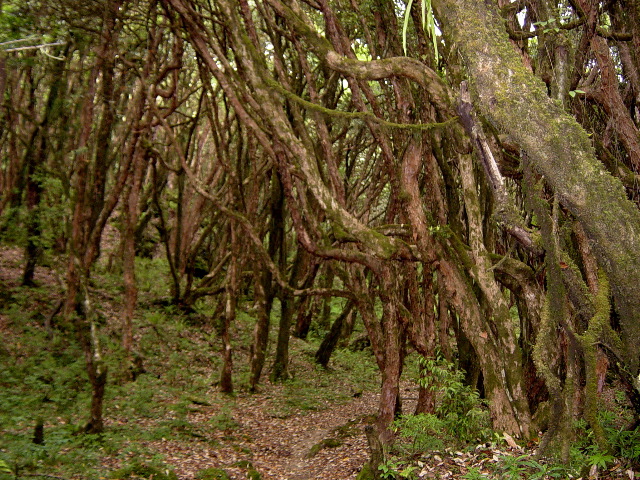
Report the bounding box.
[236,389,379,480]
[236,382,418,480]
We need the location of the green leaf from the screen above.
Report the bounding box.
[428,6,438,58]
[0,459,11,474]
[403,0,438,58]
[403,0,414,55]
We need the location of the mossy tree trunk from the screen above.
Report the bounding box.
[220,220,238,394]
[458,150,533,436]
[248,169,282,390]
[120,25,165,364]
[248,169,282,389]
[315,300,354,368]
[433,0,640,380]
[271,246,311,382]
[63,0,128,433]
[21,47,67,286]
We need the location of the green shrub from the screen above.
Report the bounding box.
[246,469,261,480]
[378,458,418,479]
[572,410,640,468]
[394,354,490,456]
[393,413,446,454]
[462,467,489,479]
[612,427,640,463]
[417,355,491,442]
[209,412,240,432]
[493,454,572,479]
[391,355,491,459]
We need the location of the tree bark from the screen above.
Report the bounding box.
[249,268,273,391]
[250,168,282,388]
[21,47,67,285]
[62,0,125,433]
[315,301,354,368]
[220,221,238,394]
[433,0,640,377]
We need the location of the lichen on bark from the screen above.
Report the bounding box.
[433,0,640,381]
[576,270,623,452]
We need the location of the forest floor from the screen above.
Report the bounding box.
[110,382,383,480]
[0,244,391,479]
[1,245,639,480]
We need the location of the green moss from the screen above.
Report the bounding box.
[247,469,262,480]
[355,462,376,480]
[194,467,231,480]
[533,295,560,394]
[332,419,361,438]
[576,271,621,453]
[306,437,343,458]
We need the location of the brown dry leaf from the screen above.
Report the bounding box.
[503,432,521,450]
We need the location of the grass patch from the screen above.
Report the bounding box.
[194,467,232,480]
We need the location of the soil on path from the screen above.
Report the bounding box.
[139,388,385,480]
[237,390,381,480]
[129,382,419,480]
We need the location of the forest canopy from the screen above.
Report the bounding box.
[1,0,640,467]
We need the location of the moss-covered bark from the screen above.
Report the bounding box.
[433,0,640,378]
[458,151,533,436]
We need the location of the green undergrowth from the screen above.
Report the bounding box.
[0,253,381,479]
[379,354,639,480]
[393,354,492,457]
[109,460,178,480]
[264,341,379,418]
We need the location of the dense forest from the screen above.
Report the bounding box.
[1,0,640,478]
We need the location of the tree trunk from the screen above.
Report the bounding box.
[21,48,66,285]
[122,150,146,364]
[434,0,640,378]
[22,142,43,287]
[249,269,273,391]
[376,281,404,445]
[271,293,293,382]
[438,255,532,437]
[293,262,321,339]
[415,381,436,416]
[315,301,354,368]
[62,0,124,433]
[271,246,309,382]
[220,222,238,394]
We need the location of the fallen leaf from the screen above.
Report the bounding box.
[503,432,520,450]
